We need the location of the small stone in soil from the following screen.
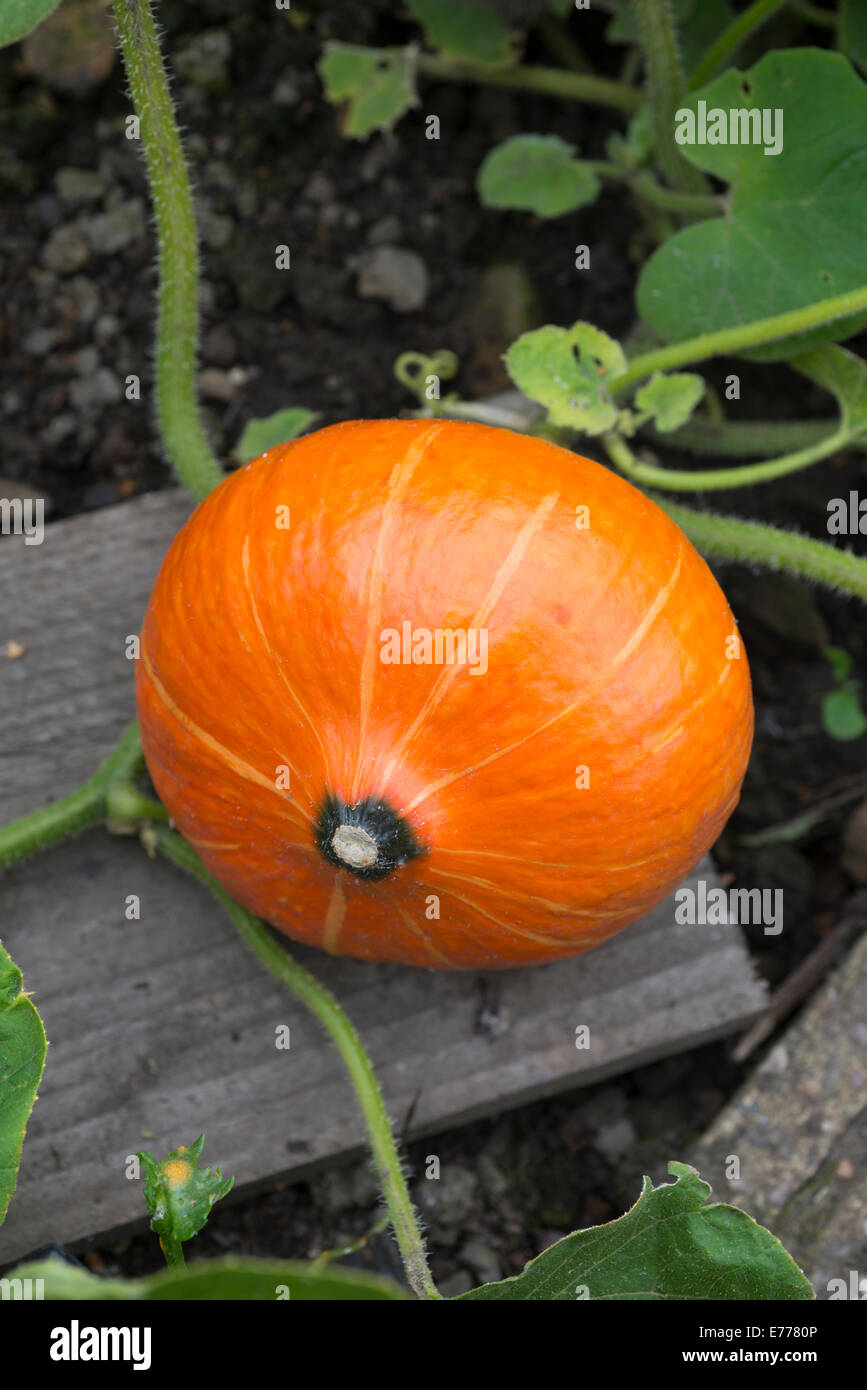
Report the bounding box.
[80,199,146,256]
[414,1164,478,1242]
[356,245,429,313]
[55,167,107,206]
[459,1236,502,1286]
[42,225,90,274]
[202,324,238,366]
[69,368,122,412]
[595,1116,637,1163]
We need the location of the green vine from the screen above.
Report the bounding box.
[602,423,867,491]
[415,52,642,114]
[113,0,223,501]
[649,494,867,603]
[147,826,441,1301]
[611,286,867,394]
[688,0,789,89]
[630,0,707,194]
[647,416,867,458]
[0,722,144,871]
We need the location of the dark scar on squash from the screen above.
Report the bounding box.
[314,792,426,881]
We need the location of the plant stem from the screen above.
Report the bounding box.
[611,286,867,394]
[648,416,859,457]
[537,15,591,73]
[648,495,867,602]
[106,783,170,832]
[421,397,545,432]
[0,722,144,872]
[416,52,642,114]
[585,163,722,216]
[791,0,837,27]
[604,424,864,491]
[688,0,789,89]
[148,825,442,1302]
[112,0,223,502]
[630,0,707,193]
[630,170,721,216]
[159,1234,186,1269]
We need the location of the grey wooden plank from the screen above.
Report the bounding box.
[0,490,767,1262]
[687,905,867,1298]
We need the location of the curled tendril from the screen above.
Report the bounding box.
[394,349,460,403]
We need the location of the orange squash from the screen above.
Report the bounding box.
[136,418,753,970]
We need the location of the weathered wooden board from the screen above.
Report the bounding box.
[688,901,867,1297]
[0,490,766,1262]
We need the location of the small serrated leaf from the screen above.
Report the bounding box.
[232,408,319,464]
[477,135,600,219]
[139,1136,234,1246]
[318,44,418,139]
[505,321,626,435]
[406,0,519,67]
[634,372,706,432]
[825,645,854,683]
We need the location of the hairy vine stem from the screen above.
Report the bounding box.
[630,0,708,194]
[649,495,867,603]
[415,52,642,114]
[147,826,441,1302]
[0,722,144,871]
[601,436,867,601]
[603,424,866,491]
[113,0,223,500]
[611,286,867,394]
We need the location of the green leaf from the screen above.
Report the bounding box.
[459,1162,814,1300]
[405,0,519,67]
[232,408,320,464]
[840,0,867,76]
[822,687,867,742]
[605,105,653,171]
[139,1135,233,1247]
[606,0,735,72]
[504,322,626,434]
[0,0,62,48]
[825,645,854,683]
[8,1256,408,1300]
[318,44,418,139]
[634,372,706,432]
[477,135,600,218]
[790,344,867,436]
[546,0,573,17]
[0,940,47,1227]
[637,50,867,362]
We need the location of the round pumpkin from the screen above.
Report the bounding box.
[136,418,753,970]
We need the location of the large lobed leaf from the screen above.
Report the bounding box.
[8,1256,408,1300]
[458,1163,814,1300]
[637,50,867,361]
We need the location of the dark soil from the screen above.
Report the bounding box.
[2,1,865,1295]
